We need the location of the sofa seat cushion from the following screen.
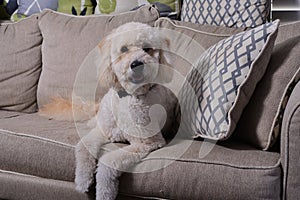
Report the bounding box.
[0,111,281,199]
[0,111,85,182]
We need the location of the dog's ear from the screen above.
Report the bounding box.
[156,38,174,84]
[97,35,121,90]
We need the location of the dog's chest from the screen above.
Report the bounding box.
[111,90,151,127]
[97,87,175,141]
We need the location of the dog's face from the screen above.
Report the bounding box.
[98,22,171,96]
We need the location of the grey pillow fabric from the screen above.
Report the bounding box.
[154,17,246,76]
[37,5,160,108]
[234,22,300,150]
[181,0,270,28]
[179,20,279,140]
[0,15,42,113]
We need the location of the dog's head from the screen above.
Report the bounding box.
[98,22,172,96]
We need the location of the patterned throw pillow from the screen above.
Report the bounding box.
[91,0,179,17]
[179,20,279,140]
[181,0,270,28]
[11,0,58,21]
[11,0,95,21]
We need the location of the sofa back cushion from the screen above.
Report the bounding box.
[37,5,160,108]
[154,17,246,77]
[0,15,42,113]
[234,21,300,150]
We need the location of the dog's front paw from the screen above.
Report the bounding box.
[75,175,93,193]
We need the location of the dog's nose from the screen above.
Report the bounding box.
[130,60,144,73]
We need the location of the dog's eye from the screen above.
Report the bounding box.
[143,47,153,53]
[121,46,129,53]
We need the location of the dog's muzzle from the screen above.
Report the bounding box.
[130,60,145,84]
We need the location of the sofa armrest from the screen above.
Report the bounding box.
[281,80,300,200]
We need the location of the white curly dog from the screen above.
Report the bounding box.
[40,22,178,200]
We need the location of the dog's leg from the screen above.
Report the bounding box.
[75,127,110,193]
[96,140,165,200]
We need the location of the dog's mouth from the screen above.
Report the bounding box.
[129,73,145,84]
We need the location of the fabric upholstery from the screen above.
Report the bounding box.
[0,170,92,200]
[179,20,279,140]
[234,21,300,149]
[181,0,270,28]
[37,5,160,108]
[275,21,300,45]
[154,17,246,76]
[0,170,155,200]
[0,15,42,113]
[0,110,281,199]
[281,81,300,200]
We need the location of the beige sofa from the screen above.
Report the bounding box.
[0,5,299,200]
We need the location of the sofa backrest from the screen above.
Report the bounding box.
[36,5,160,108]
[0,15,42,113]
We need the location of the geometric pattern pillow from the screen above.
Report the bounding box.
[179,20,279,140]
[11,0,95,21]
[181,0,270,28]
[11,0,58,21]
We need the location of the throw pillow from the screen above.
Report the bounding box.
[37,5,160,108]
[179,20,279,140]
[11,0,95,21]
[234,21,300,150]
[181,0,270,28]
[91,0,179,17]
[0,15,42,112]
[11,0,58,21]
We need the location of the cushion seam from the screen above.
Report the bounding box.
[0,128,75,148]
[119,192,169,200]
[154,17,236,37]
[0,169,39,179]
[142,156,281,170]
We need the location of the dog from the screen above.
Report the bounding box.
[39,22,178,200]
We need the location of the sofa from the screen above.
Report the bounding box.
[0,4,299,200]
